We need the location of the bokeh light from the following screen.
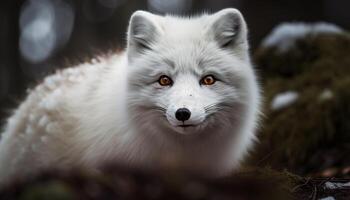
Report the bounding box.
[19,0,74,63]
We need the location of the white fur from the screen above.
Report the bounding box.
[0,9,261,184]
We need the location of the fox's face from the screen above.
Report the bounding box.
[126,9,257,136]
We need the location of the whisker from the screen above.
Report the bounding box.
[204,103,218,113]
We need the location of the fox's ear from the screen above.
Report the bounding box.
[127,11,161,59]
[209,8,248,51]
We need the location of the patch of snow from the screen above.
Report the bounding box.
[319,89,333,101]
[324,181,350,189]
[319,196,335,200]
[271,91,299,110]
[262,22,343,53]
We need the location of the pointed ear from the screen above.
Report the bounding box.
[209,8,248,51]
[127,11,161,59]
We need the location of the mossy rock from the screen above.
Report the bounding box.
[249,32,350,175]
[255,33,350,80]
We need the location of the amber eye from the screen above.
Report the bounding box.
[158,75,173,86]
[201,75,216,85]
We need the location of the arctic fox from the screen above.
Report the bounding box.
[0,8,260,183]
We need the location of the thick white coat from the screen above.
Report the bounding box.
[0,9,261,184]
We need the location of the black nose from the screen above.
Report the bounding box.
[175,108,191,122]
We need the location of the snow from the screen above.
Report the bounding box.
[262,22,343,52]
[319,196,335,200]
[324,181,350,189]
[319,89,333,101]
[271,91,299,110]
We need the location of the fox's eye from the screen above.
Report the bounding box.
[201,75,216,85]
[158,75,173,86]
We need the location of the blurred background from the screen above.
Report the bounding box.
[0,0,350,177]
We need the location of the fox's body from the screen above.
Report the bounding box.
[0,9,261,184]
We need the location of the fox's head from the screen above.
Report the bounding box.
[126,9,260,137]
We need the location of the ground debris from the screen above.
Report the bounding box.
[1,166,349,200]
[293,177,350,200]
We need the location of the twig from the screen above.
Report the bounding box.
[292,177,310,192]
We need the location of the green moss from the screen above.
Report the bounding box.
[19,181,75,200]
[249,32,350,175]
[255,33,350,80]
